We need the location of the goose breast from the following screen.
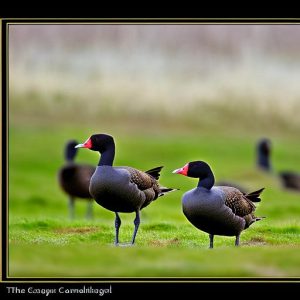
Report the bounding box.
[182,187,245,236]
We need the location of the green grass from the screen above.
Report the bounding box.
[8,121,300,278]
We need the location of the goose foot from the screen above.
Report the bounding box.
[131,210,140,245]
[209,234,214,249]
[114,212,121,245]
[86,201,93,219]
[69,197,75,219]
[117,243,135,247]
[235,235,240,246]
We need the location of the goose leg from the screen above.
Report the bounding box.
[131,210,140,245]
[235,235,240,246]
[209,234,214,249]
[86,201,93,220]
[114,212,121,246]
[69,197,75,219]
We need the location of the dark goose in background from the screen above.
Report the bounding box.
[256,138,272,172]
[58,140,96,219]
[76,134,176,245]
[173,161,265,248]
[257,138,300,192]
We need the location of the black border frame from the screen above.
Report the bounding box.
[2,18,300,295]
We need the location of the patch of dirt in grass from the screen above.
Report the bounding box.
[245,264,287,277]
[54,227,99,234]
[149,238,180,247]
[243,237,267,246]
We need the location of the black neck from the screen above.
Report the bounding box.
[197,169,215,189]
[257,151,271,171]
[98,143,115,166]
[65,147,77,162]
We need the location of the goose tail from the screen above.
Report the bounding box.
[245,187,265,202]
[145,166,164,180]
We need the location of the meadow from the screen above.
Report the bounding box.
[7,24,300,279]
[8,117,300,278]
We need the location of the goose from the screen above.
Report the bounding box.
[58,140,95,219]
[76,133,176,245]
[173,161,265,248]
[256,138,272,172]
[257,138,300,192]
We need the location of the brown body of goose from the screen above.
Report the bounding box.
[173,161,265,248]
[75,134,176,245]
[58,140,95,219]
[280,172,300,191]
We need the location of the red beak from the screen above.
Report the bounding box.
[75,138,92,149]
[172,163,189,176]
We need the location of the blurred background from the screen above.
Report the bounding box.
[8,24,300,278]
[9,24,300,133]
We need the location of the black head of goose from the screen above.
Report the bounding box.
[58,140,96,219]
[76,133,176,245]
[173,161,265,248]
[257,138,300,192]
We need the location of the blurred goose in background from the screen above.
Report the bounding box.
[58,140,95,219]
[173,161,265,248]
[256,138,272,172]
[257,138,300,192]
[75,133,176,245]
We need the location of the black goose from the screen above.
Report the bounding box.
[75,133,176,245]
[257,138,300,192]
[58,140,96,219]
[173,161,265,248]
[256,138,272,172]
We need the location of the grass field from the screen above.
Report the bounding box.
[8,120,300,278]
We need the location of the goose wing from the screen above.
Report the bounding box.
[123,166,160,192]
[220,186,256,217]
